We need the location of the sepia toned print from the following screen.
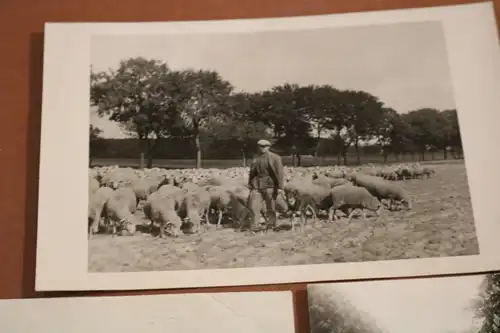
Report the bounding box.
[307,273,499,333]
[88,20,477,272]
[36,2,500,291]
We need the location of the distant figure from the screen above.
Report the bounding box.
[247,139,285,231]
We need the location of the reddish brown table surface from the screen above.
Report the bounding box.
[0,1,496,332]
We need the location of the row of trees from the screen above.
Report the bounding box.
[308,286,386,333]
[475,273,500,333]
[90,57,464,168]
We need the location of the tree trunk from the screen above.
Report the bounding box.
[144,138,157,169]
[139,153,145,170]
[443,148,448,160]
[383,152,388,164]
[195,132,202,169]
[296,151,302,167]
[354,137,360,165]
[241,149,246,167]
[314,129,321,166]
[337,154,341,165]
[342,152,348,166]
[89,156,93,168]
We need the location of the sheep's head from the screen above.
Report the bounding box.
[367,197,383,215]
[118,220,136,236]
[402,199,412,211]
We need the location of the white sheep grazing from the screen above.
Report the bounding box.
[312,175,350,189]
[350,173,412,210]
[157,184,186,210]
[207,185,234,228]
[101,168,139,189]
[122,178,158,205]
[422,167,436,179]
[225,186,255,227]
[88,186,114,238]
[324,169,345,179]
[178,184,211,232]
[104,187,138,236]
[328,184,382,222]
[143,192,183,238]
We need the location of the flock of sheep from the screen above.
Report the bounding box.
[88,163,436,238]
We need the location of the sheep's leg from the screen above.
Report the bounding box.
[203,211,210,232]
[204,210,210,226]
[347,209,358,222]
[88,221,93,239]
[88,219,96,239]
[307,205,318,220]
[111,221,117,237]
[90,211,100,236]
[216,209,223,229]
[149,219,155,234]
[289,212,295,231]
[299,211,307,232]
[158,221,165,239]
[327,207,336,223]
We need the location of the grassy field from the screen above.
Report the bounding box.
[88,162,479,272]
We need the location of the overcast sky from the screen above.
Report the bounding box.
[90,20,456,139]
[310,275,485,333]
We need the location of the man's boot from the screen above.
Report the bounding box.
[266,210,277,231]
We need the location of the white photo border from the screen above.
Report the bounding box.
[0,290,296,333]
[36,1,500,291]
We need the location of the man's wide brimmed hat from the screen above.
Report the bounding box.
[257,139,272,147]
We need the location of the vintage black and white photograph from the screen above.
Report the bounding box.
[0,291,295,333]
[308,273,499,333]
[88,19,478,271]
[36,2,500,291]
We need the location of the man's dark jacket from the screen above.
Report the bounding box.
[248,151,285,190]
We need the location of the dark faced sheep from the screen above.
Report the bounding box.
[284,180,334,230]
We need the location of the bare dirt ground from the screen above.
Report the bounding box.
[88,162,479,272]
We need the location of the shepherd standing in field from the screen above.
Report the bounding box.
[247,139,285,232]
